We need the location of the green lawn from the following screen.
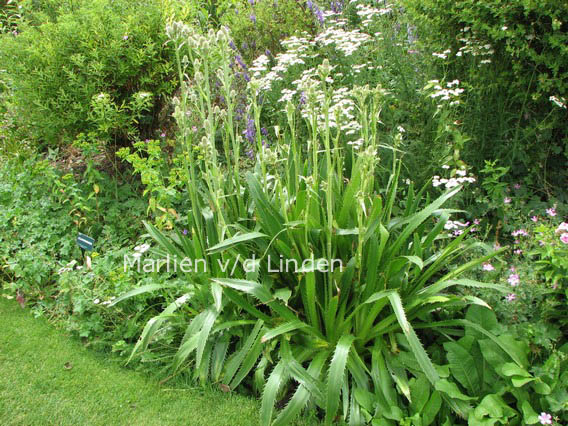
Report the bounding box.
[0,297,261,426]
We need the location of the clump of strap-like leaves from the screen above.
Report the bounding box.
[111,24,518,425]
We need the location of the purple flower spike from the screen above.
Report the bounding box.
[235,55,248,70]
[243,119,256,144]
[315,8,324,25]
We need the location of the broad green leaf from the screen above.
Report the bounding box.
[127,293,191,363]
[444,341,480,394]
[207,231,267,253]
[410,376,430,414]
[260,362,288,425]
[223,320,264,386]
[422,390,442,426]
[143,221,185,259]
[325,335,355,425]
[387,292,439,386]
[521,400,539,424]
[500,363,531,378]
[196,307,218,370]
[434,380,476,401]
[273,352,328,426]
[230,332,263,389]
[261,321,307,343]
[109,283,179,307]
[212,278,271,303]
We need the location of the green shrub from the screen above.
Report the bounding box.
[0,0,176,148]
[402,0,568,188]
[0,155,156,352]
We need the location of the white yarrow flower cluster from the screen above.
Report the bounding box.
[433,168,476,189]
[355,3,393,27]
[314,27,371,56]
[444,220,470,230]
[132,243,150,259]
[432,49,451,59]
[455,28,494,64]
[426,79,465,106]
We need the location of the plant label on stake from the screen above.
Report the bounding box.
[77,233,95,270]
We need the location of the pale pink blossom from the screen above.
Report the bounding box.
[560,233,568,244]
[538,412,552,425]
[546,207,556,217]
[508,273,520,286]
[506,294,516,302]
[482,263,495,271]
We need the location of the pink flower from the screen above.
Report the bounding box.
[122,35,129,40]
[508,274,520,286]
[556,222,568,233]
[531,216,539,222]
[514,249,523,255]
[538,412,552,425]
[514,183,521,189]
[160,132,166,138]
[511,229,528,237]
[506,293,516,302]
[504,197,512,204]
[473,218,481,225]
[546,207,556,217]
[510,266,516,273]
[560,233,568,244]
[482,263,495,271]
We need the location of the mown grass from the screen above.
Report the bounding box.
[0,297,263,426]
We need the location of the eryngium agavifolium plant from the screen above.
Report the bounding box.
[110,22,519,426]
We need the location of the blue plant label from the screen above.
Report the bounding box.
[77,233,95,251]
